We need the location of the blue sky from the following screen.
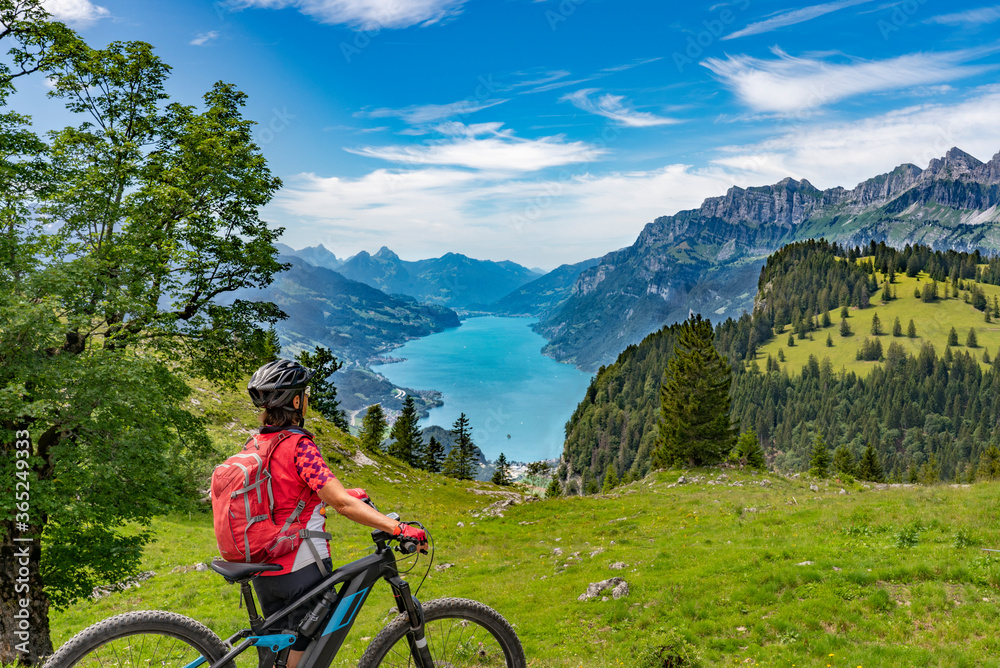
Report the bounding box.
[18,0,1000,268]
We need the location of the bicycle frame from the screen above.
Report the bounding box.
[204,532,433,668]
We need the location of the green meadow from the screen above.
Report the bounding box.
[47,390,1000,667]
[755,267,1000,378]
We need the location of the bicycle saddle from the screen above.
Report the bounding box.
[209,560,283,583]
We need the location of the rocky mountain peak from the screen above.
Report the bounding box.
[374,246,400,261]
[974,150,1000,184]
[925,147,984,179]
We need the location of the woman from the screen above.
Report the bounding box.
[245,359,427,668]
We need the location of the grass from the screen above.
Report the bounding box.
[754,268,1000,378]
[47,454,1000,667]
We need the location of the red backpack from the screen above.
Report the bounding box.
[211,429,312,563]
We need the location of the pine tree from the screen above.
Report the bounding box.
[788,332,795,347]
[826,333,833,347]
[809,433,830,478]
[919,452,940,485]
[359,404,387,453]
[832,444,856,477]
[840,305,849,319]
[871,312,883,336]
[546,475,562,498]
[839,318,852,337]
[986,309,992,324]
[652,314,736,467]
[443,413,477,480]
[491,452,512,486]
[967,327,978,348]
[423,436,445,473]
[984,348,991,365]
[777,348,785,362]
[821,311,832,328]
[907,319,917,338]
[388,395,423,467]
[892,316,902,337]
[601,466,618,493]
[295,346,349,431]
[857,443,885,482]
[977,445,1000,481]
[949,326,959,346]
[733,430,766,470]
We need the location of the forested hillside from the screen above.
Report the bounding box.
[561,239,1000,489]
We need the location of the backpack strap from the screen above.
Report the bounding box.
[299,529,333,577]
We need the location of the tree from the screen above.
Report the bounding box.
[908,319,917,338]
[826,333,833,347]
[422,436,445,473]
[949,326,959,346]
[359,404,387,453]
[1,34,287,663]
[978,445,1000,481]
[857,443,885,482]
[652,314,736,467]
[821,311,832,328]
[443,413,477,480]
[809,433,830,478]
[388,395,423,466]
[840,305,849,319]
[840,318,852,337]
[788,332,795,347]
[601,466,618,493]
[296,346,348,431]
[526,461,552,478]
[546,475,562,498]
[832,444,856,477]
[871,312,883,336]
[893,316,902,337]
[919,452,940,485]
[967,327,978,348]
[733,430,766,470]
[491,452,512,486]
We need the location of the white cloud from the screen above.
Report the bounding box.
[43,0,109,25]
[562,89,680,127]
[344,122,604,171]
[190,30,220,46]
[231,0,466,29]
[703,47,997,114]
[356,99,507,125]
[267,89,1000,268]
[710,86,1000,189]
[926,6,1000,25]
[723,0,875,40]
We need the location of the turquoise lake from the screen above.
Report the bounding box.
[374,316,593,463]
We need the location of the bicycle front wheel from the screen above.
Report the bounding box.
[44,610,233,668]
[358,597,526,668]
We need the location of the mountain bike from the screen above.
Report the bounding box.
[45,500,526,668]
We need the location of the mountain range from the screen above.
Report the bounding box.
[535,147,1000,371]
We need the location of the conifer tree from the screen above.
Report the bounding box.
[841,305,849,319]
[839,318,852,337]
[778,348,785,362]
[832,444,856,477]
[788,332,795,347]
[443,413,477,480]
[920,452,940,485]
[826,333,833,347]
[967,327,978,348]
[546,475,562,498]
[871,312,883,336]
[359,404,387,453]
[652,314,735,467]
[949,326,959,346]
[893,316,902,337]
[423,436,445,473]
[733,430,766,470]
[857,443,885,482]
[296,346,349,431]
[822,311,832,328]
[601,466,618,493]
[984,348,991,365]
[977,446,1000,481]
[388,394,423,467]
[907,319,917,338]
[491,452,512,486]
[809,433,830,478]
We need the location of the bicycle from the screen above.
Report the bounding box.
[45,499,526,668]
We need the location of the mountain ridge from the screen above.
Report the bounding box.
[539,147,1000,371]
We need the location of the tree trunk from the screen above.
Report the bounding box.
[0,519,53,665]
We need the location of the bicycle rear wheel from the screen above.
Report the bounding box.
[358,597,526,668]
[44,610,233,668]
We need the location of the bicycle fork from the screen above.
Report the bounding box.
[387,575,434,668]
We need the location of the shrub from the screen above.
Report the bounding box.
[635,628,703,668]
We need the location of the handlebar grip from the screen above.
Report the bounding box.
[398,539,417,554]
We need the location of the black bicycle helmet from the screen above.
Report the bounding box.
[247,359,316,409]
